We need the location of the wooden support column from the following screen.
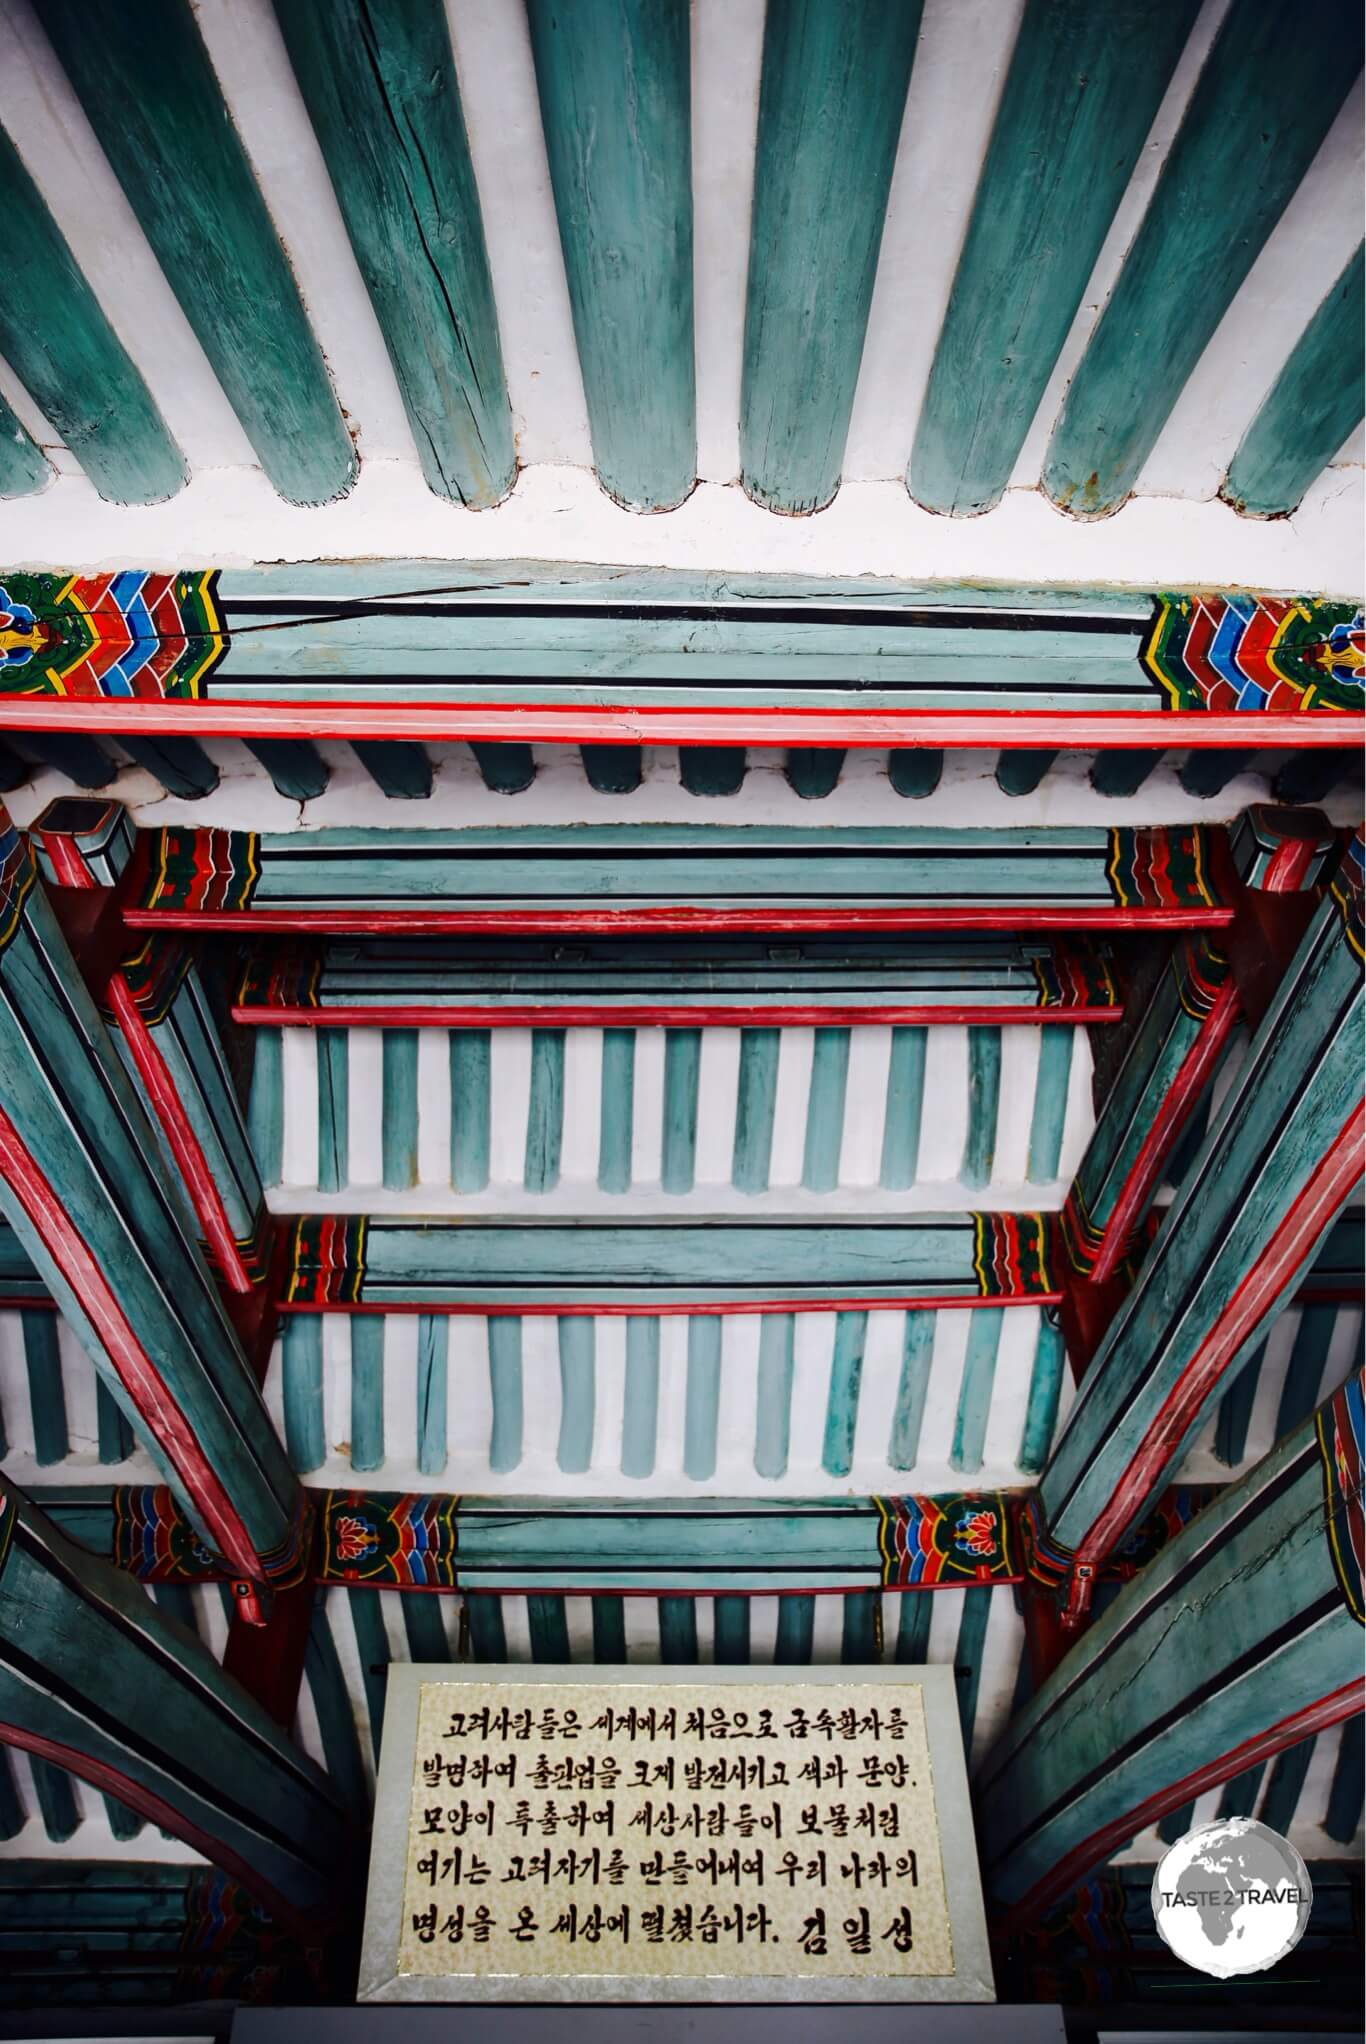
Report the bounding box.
[982,1374,1364,1919]
[526,0,695,511]
[0,806,300,1593]
[1060,807,1339,1321]
[1037,827,1363,1616]
[0,1480,353,1929]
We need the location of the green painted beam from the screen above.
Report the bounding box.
[1090,750,1158,798]
[526,0,694,510]
[741,0,923,514]
[119,737,219,800]
[581,745,642,795]
[910,0,1199,515]
[1043,0,1364,518]
[273,0,514,507]
[0,743,27,794]
[785,749,845,799]
[888,750,943,799]
[34,0,354,507]
[244,738,329,803]
[1223,242,1366,518]
[19,735,116,790]
[0,393,50,498]
[470,742,535,795]
[0,125,185,504]
[350,741,432,799]
[1274,750,1357,805]
[995,750,1056,797]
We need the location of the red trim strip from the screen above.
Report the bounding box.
[999,1676,1365,1928]
[0,1099,265,1582]
[276,1292,1062,1317]
[35,831,96,890]
[0,699,1356,747]
[234,1001,1123,1029]
[1076,1104,1366,1571]
[1088,977,1243,1285]
[106,974,254,1295]
[0,1723,322,1938]
[134,906,1234,935]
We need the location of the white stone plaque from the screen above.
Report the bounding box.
[359,1663,994,2003]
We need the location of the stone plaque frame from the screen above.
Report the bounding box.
[358,1662,994,2005]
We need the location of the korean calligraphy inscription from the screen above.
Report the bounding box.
[361,1664,994,2003]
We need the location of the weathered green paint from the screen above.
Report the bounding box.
[21,736,116,790]
[381,1029,418,1189]
[1018,1314,1066,1475]
[119,737,218,801]
[1179,750,1253,799]
[0,124,185,504]
[273,0,513,505]
[803,1027,851,1193]
[465,1592,507,1662]
[22,1309,68,1466]
[1259,1734,1316,1838]
[1214,1335,1264,1468]
[1041,875,1363,1559]
[525,0,695,509]
[96,1377,134,1465]
[1043,0,1364,517]
[822,1311,868,1478]
[34,0,353,505]
[910,0,1200,515]
[248,1028,284,1188]
[776,1595,815,1664]
[889,1308,935,1470]
[785,750,845,799]
[0,1485,352,1918]
[525,1029,564,1192]
[316,1029,348,1193]
[950,1309,1003,1474]
[470,743,536,794]
[1275,1304,1337,1441]
[714,1595,751,1666]
[487,1317,523,1474]
[401,1589,448,1664]
[449,1030,491,1193]
[528,1594,571,1664]
[349,1317,384,1473]
[981,1389,1364,1911]
[954,1587,994,1748]
[741,0,923,513]
[29,1757,78,1843]
[416,1315,449,1478]
[683,1316,722,1481]
[244,739,329,803]
[1090,750,1158,798]
[995,751,1056,797]
[661,1028,701,1194]
[881,1026,927,1190]
[963,1026,1002,1189]
[658,1594,698,1665]
[282,1314,324,1474]
[1224,244,1365,517]
[1028,1026,1074,1183]
[598,1028,635,1193]
[896,1588,933,1665]
[351,742,432,800]
[348,1589,390,1760]
[557,1317,595,1475]
[621,1316,659,1479]
[754,1313,795,1480]
[1215,1761,1266,1820]
[581,745,642,795]
[841,1590,880,1667]
[679,749,746,797]
[0,392,49,498]
[592,1596,627,1662]
[1274,751,1357,805]
[1325,1719,1363,1844]
[732,1028,780,1194]
[888,751,944,799]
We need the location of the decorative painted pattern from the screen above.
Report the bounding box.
[278,1215,1059,1311]
[1318,1373,1365,1623]
[0,572,224,698]
[1143,595,1364,715]
[125,822,1229,933]
[874,1494,1016,1588]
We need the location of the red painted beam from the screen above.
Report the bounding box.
[133,905,1235,936]
[0,698,1356,747]
[275,1292,1063,1318]
[232,1001,1125,1029]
